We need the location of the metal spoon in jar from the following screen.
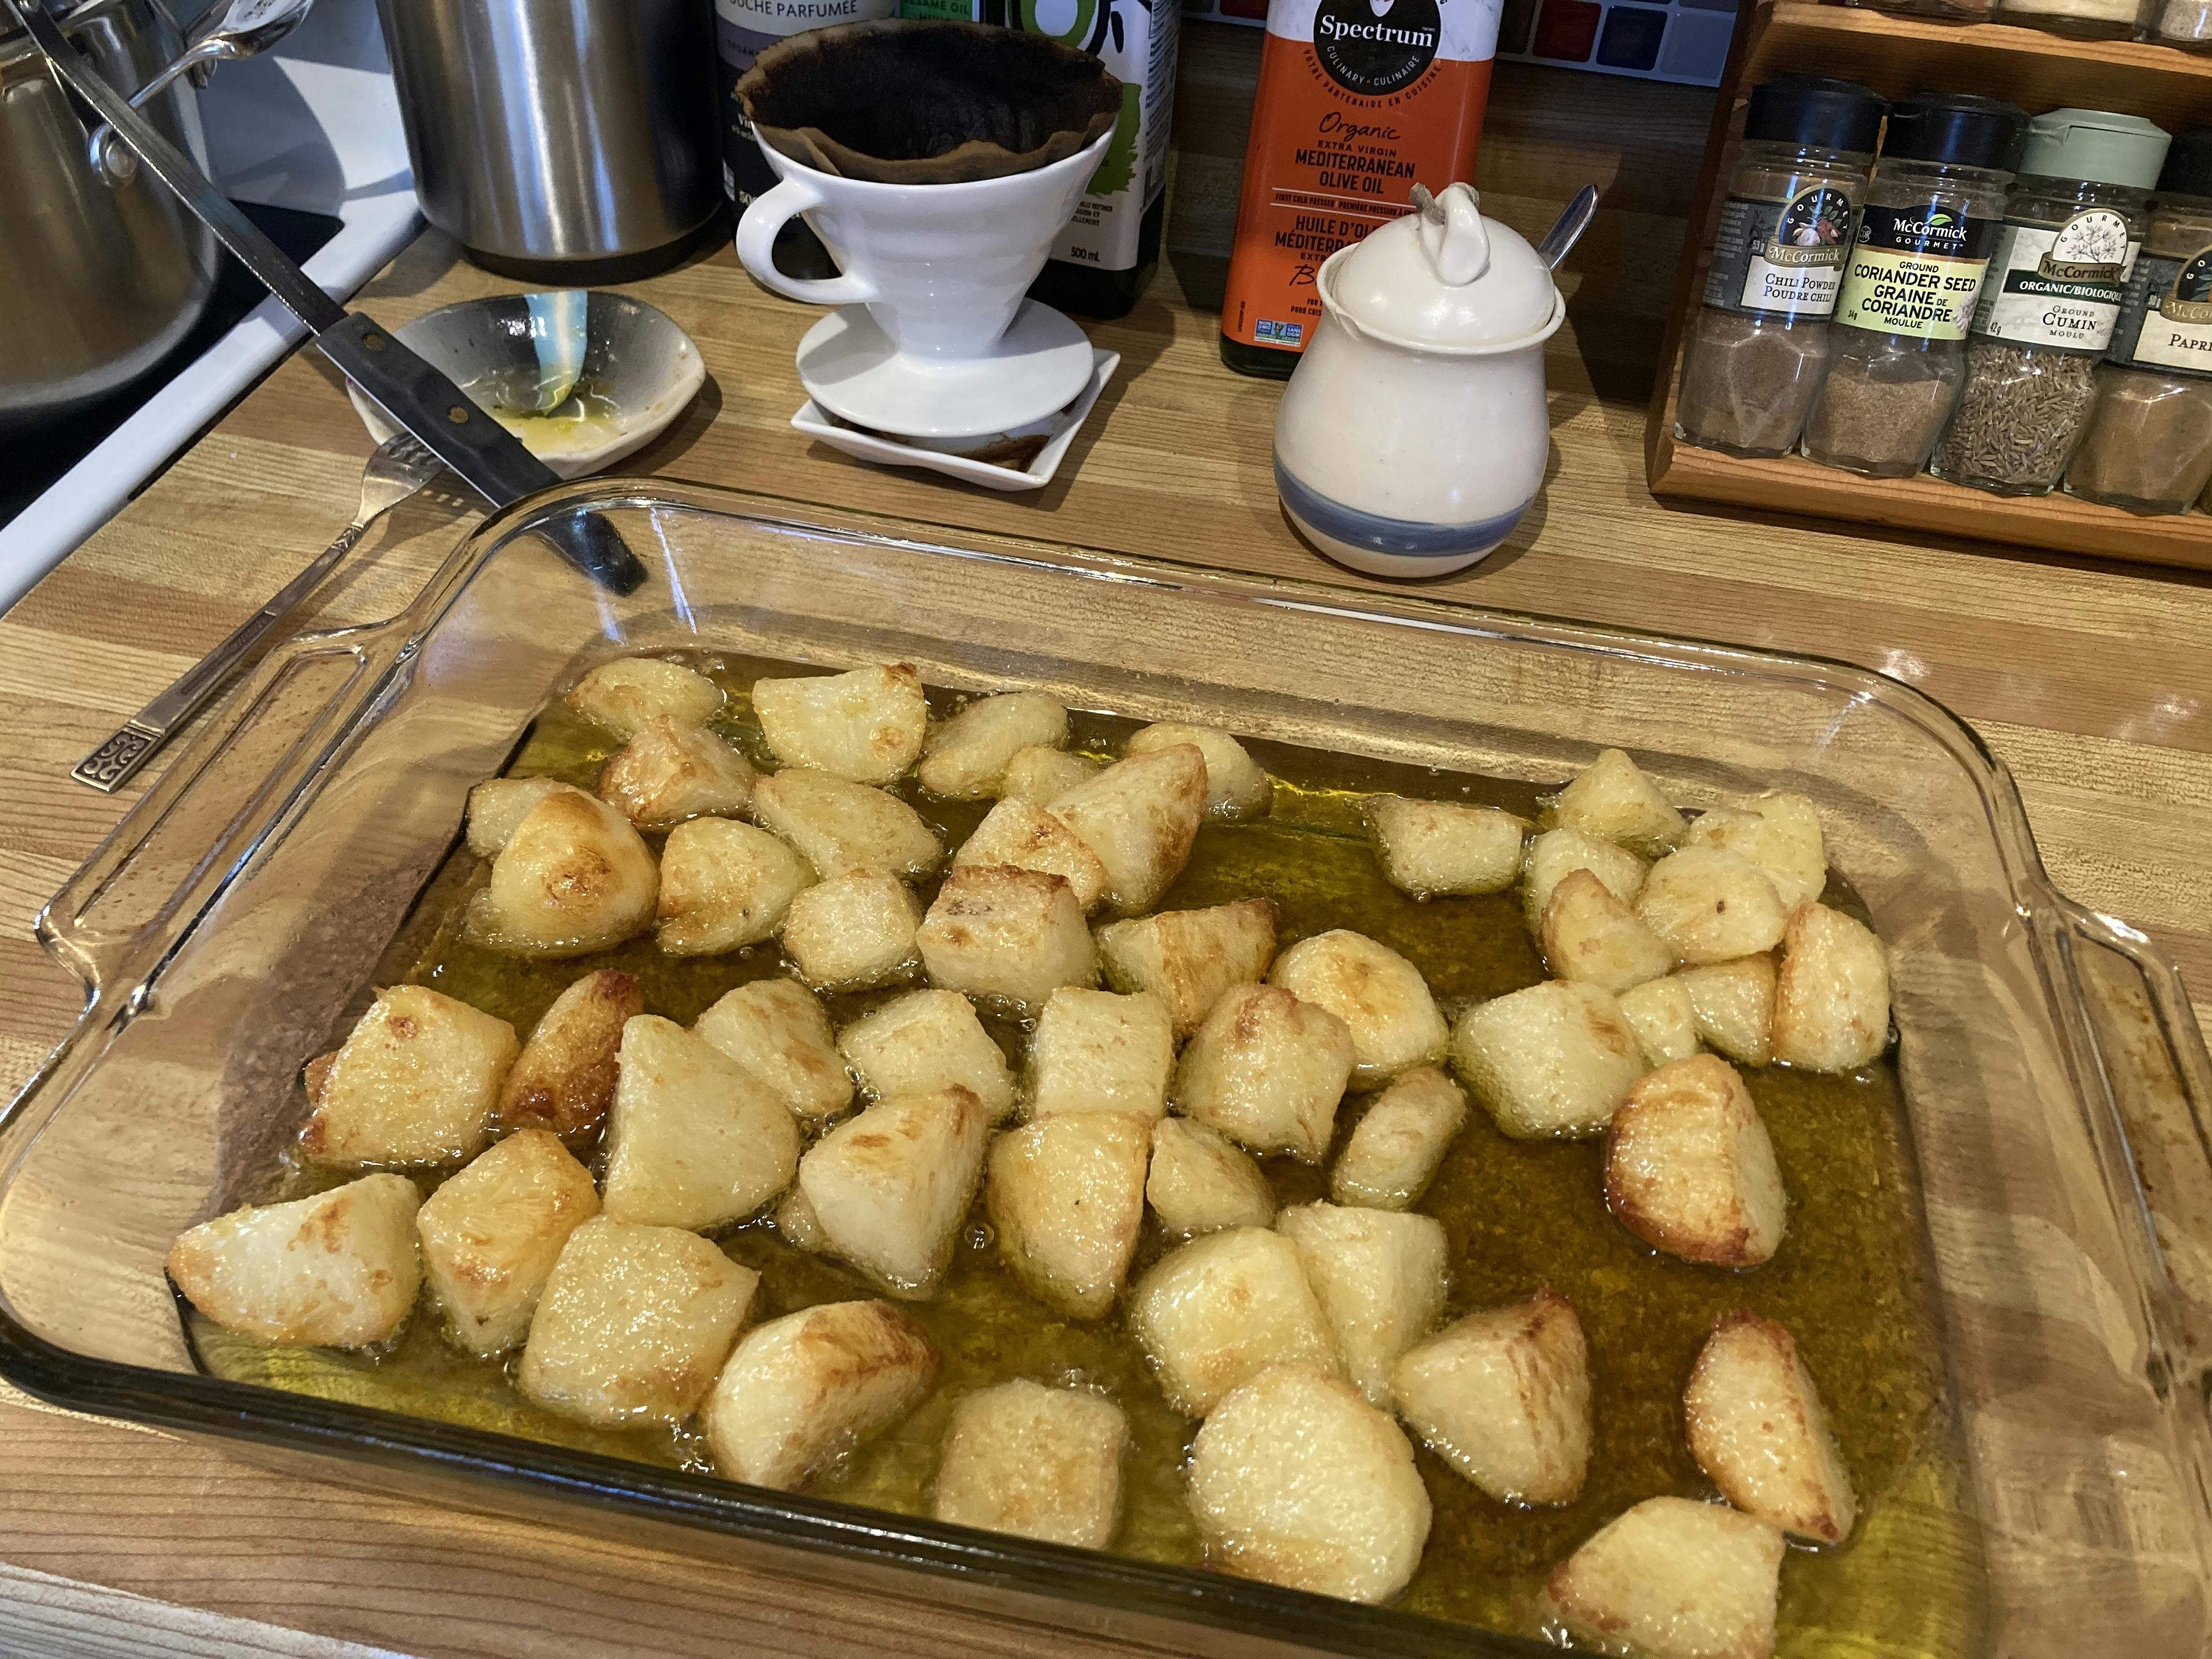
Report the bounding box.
[1538,186,1600,270]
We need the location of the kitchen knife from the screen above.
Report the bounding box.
[8,0,646,603]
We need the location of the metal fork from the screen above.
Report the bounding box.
[72,433,447,793]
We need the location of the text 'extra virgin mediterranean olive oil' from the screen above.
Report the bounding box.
[1219,0,1502,377]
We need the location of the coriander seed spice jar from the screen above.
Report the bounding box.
[1801,93,2028,479]
[1674,76,1883,459]
[1931,109,2168,497]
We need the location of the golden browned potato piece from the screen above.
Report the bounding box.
[1553,748,1687,856]
[1000,744,1102,805]
[416,1130,599,1356]
[932,1380,1128,1549]
[1175,982,1355,1163]
[1449,980,1644,1140]
[303,985,517,1166]
[597,715,756,829]
[566,657,725,740]
[1604,1054,1787,1268]
[166,1174,421,1348]
[1267,929,1447,1088]
[775,1184,828,1252]
[917,865,1097,1012]
[1771,903,1891,1071]
[1125,722,1272,820]
[1684,792,1827,913]
[749,769,941,879]
[1616,976,1702,1069]
[1522,826,1648,938]
[1127,1227,1341,1416]
[988,1110,1152,1318]
[466,776,582,857]
[702,1299,939,1490]
[1026,988,1174,1121]
[654,818,813,956]
[1046,744,1207,913]
[779,872,922,991]
[692,978,853,1124]
[465,788,659,957]
[494,969,642,1142]
[1540,867,1676,995]
[1540,1497,1785,1659]
[752,664,928,785]
[1676,956,1778,1067]
[918,692,1069,798]
[838,989,1016,1121]
[1276,1201,1448,1409]
[1686,1310,1857,1543]
[1390,1289,1590,1505]
[600,1016,802,1231]
[952,798,1110,912]
[1330,1065,1466,1211]
[796,1087,991,1296]
[1188,1364,1431,1605]
[1096,898,1277,1036]
[515,1218,757,1427]
[1365,795,1526,898]
[1635,847,1791,966]
[1147,1116,1277,1238]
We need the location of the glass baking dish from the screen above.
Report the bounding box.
[4,482,2209,1657]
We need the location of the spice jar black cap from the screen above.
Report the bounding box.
[1883,92,2030,172]
[2160,129,2212,202]
[1745,76,1884,155]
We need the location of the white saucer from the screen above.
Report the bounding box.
[793,349,1120,494]
[795,300,1097,439]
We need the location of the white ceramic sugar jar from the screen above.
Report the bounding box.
[1274,183,1566,577]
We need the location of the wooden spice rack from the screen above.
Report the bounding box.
[1644,1,2212,571]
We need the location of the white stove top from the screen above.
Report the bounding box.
[0,0,421,614]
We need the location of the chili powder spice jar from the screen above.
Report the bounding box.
[1801,93,2028,479]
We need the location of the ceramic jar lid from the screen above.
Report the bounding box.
[1326,183,1559,351]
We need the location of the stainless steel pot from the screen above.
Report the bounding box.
[1,0,218,428]
[375,0,722,282]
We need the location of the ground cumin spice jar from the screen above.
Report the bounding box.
[1931,109,2167,496]
[2068,132,2212,514]
[1801,93,2028,478]
[1674,77,1883,458]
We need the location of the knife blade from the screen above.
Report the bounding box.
[9,0,646,596]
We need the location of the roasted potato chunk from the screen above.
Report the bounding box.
[493,968,642,1141]
[465,788,659,957]
[1685,792,1827,912]
[988,1110,1152,1318]
[702,1299,939,1490]
[1553,748,1687,855]
[1365,795,1525,898]
[1175,982,1355,1163]
[655,817,813,956]
[516,1218,757,1427]
[565,657,724,740]
[750,769,941,879]
[1188,1364,1431,1605]
[1330,1065,1466,1211]
[775,1184,828,1252]
[838,989,1016,1121]
[1097,898,1278,1036]
[1770,903,1891,1071]
[466,776,581,857]
[416,1130,599,1356]
[1276,1202,1448,1409]
[1000,744,1102,804]
[597,715,755,828]
[780,872,922,990]
[1617,976,1702,1069]
[753,664,928,785]
[1391,1289,1590,1505]
[1026,988,1174,1121]
[1686,1311,1857,1543]
[601,1016,802,1231]
[1047,744,1206,913]
[1604,1055,1787,1268]
[1268,929,1447,1087]
[918,692,1070,798]
[1522,826,1648,936]
[1147,1116,1277,1237]
[951,798,1109,912]
[1450,980,1644,1140]
[1541,867,1676,994]
[1635,847,1791,966]
[1125,722,1272,820]
[797,1086,991,1295]
[1541,1497,1785,1659]
[1676,956,1778,1067]
[917,865,1097,1011]
[303,985,517,1166]
[1127,1227,1341,1415]
[933,1380,1128,1549]
[166,1173,421,1348]
[693,978,853,1124]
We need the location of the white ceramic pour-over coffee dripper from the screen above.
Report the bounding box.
[736,132,1110,439]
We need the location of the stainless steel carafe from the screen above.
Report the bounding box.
[374,0,722,281]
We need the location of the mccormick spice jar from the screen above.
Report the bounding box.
[1801,93,2028,479]
[1217,0,1503,377]
[1674,76,1883,458]
[1932,109,2167,496]
[2068,131,2212,514]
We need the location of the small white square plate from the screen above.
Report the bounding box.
[790,349,1121,494]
